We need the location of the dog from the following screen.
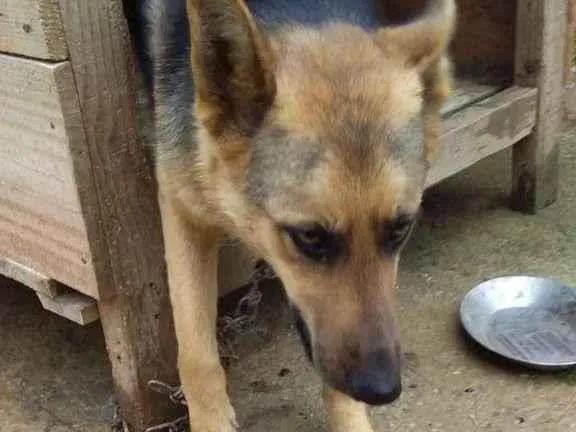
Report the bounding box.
[133,0,456,430]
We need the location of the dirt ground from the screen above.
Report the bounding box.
[1,124,576,432]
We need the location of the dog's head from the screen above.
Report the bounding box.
[186,0,455,405]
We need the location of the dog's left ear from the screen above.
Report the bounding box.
[187,0,276,140]
[374,0,456,72]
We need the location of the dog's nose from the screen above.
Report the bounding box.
[346,367,402,405]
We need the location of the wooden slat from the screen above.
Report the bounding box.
[0,0,68,60]
[565,0,576,119]
[451,0,516,80]
[0,257,97,324]
[565,0,575,85]
[511,0,567,213]
[0,258,61,297]
[0,54,98,298]
[57,0,180,428]
[36,291,99,325]
[428,86,538,187]
[442,78,505,117]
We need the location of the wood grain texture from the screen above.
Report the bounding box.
[57,0,180,428]
[0,258,98,325]
[442,78,505,116]
[428,87,538,187]
[0,54,98,298]
[36,290,100,325]
[0,258,62,297]
[564,0,575,84]
[451,0,516,81]
[0,0,68,60]
[512,0,567,213]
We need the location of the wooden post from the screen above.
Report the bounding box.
[565,0,576,119]
[564,0,575,85]
[511,0,568,213]
[57,0,181,429]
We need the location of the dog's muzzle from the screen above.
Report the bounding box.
[340,350,402,405]
[291,304,402,405]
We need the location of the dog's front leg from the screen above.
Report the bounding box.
[160,197,237,432]
[324,385,374,432]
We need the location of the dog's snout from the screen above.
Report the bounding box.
[342,350,402,406]
[347,368,402,405]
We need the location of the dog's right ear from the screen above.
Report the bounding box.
[373,0,456,72]
[187,0,276,141]
[374,0,456,164]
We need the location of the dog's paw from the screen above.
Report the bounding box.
[186,391,238,432]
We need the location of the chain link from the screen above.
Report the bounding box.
[141,262,276,432]
[218,261,275,361]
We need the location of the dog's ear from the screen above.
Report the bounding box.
[187,0,276,139]
[375,0,456,163]
[374,0,456,72]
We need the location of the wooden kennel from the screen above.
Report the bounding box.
[0,0,568,430]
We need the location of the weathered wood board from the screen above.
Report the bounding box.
[512,0,567,213]
[0,0,68,60]
[429,86,537,186]
[36,290,99,325]
[0,53,97,298]
[57,0,181,427]
[0,257,62,297]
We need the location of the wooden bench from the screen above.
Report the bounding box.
[0,0,568,430]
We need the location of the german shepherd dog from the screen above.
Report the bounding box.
[134,0,455,430]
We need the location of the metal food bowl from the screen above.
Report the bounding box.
[460,276,576,370]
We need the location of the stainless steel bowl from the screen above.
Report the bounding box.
[460,276,576,370]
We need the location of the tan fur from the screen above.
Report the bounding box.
[158,196,237,432]
[324,386,374,432]
[154,1,456,431]
[272,25,423,133]
[420,55,453,162]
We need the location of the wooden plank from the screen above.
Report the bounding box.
[564,0,576,119]
[428,86,538,187]
[57,0,180,429]
[0,257,98,325]
[442,78,505,117]
[36,290,100,325]
[0,198,96,297]
[0,258,61,297]
[0,54,98,298]
[512,0,567,213]
[451,0,516,80]
[0,0,68,60]
[564,0,575,85]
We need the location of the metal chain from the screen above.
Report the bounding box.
[144,416,188,432]
[141,262,276,432]
[218,261,275,361]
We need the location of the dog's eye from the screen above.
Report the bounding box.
[380,215,415,254]
[284,225,342,263]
